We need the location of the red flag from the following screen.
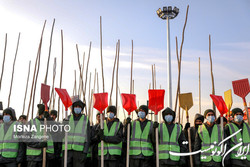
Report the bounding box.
[148,89,165,115]
[210,94,228,116]
[41,84,50,110]
[93,93,108,113]
[121,93,137,115]
[55,88,72,111]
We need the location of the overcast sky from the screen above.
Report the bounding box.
[0,0,249,124]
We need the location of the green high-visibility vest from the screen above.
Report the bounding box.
[0,122,19,158]
[87,146,92,158]
[226,122,250,161]
[46,133,54,154]
[62,114,88,151]
[198,124,223,163]
[158,123,181,161]
[98,120,122,156]
[26,118,43,156]
[129,120,154,156]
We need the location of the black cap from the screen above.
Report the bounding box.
[37,104,45,115]
[162,107,175,122]
[3,107,16,121]
[107,106,117,116]
[231,108,243,117]
[72,100,85,110]
[19,115,27,120]
[138,105,148,115]
[204,109,215,118]
[50,110,58,117]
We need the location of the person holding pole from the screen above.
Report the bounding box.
[124,105,154,167]
[94,105,123,167]
[157,108,187,167]
[193,109,228,167]
[26,104,51,167]
[61,99,90,167]
[0,107,25,167]
[224,108,250,167]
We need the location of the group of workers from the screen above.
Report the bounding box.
[0,98,250,167]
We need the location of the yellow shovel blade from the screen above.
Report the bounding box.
[179,93,193,111]
[224,89,233,112]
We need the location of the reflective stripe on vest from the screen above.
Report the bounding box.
[0,122,19,158]
[98,120,122,156]
[227,123,250,161]
[159,123,181,161]
[26,118,43,156]
[62,115,88,151]
[129,120,154,156]
[46,133,54,154]
[198,124,222,162]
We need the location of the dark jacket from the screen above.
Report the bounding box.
[224,121,250,167]
[124,118,155,160]
[159,122,188,166]
[94,118,123,160]
[0,121,25,164]
[193,122,229,167]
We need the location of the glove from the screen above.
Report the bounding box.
[126,117,132,125]
[98,129,104,140]
[184,123,190,130]
[153,122,159,129]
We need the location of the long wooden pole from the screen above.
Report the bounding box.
[22,61,31,115]
[27,20,46,120]
[209,35,216,114]
[199,57,201,114]
[109,42,118,105]
[116,40,120,108]
[44,19,55,85]
[8,33,21,107]
[49,58,56,109]
[58,30,64,122]
[0,33,7,91]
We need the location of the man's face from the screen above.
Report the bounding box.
[206,112,214,119]
[50,114,57,121]
[19,117,26,123]
[195,119,203,125]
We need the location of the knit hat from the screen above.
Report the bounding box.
[19,115,27,120]
[37,104,45,115]
[107,106,117,116]
[162,107,176,122]
[72,100,85,110]
[50,110,58,117]
[138,105,148,115]
[194,113,204,124]
[3,107,17,121]
[231,108,243,117]
[204,109,215,118]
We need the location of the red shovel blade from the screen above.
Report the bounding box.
[148,89,165,115]
[232,78,250,99]
[41,84,50,110]
[121,93,137,115]
[210,94,228,116]
[93,93,108,113]
[55,88,72,111]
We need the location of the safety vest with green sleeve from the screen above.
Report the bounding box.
[62,114,88,151]
[129,120,154,156]
[198,124,223,162]
[159,123,182,161]
[26,118,44,156]
[226,122,250,161]
[0,122,19,158]
[98,120,122,156]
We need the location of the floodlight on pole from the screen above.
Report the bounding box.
[156,6,179,109]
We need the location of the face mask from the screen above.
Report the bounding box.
[138,111,146,119]
[107,112,115,119]
[165,115,173,123]
[3,115,11,123]
[206,116,215,123]
[74,108,82,114]
[234,115,243,123]
[195,124,202,129]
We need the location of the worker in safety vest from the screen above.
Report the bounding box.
[62,99,90,167]
[0,107,25,167]
[124,105,154,167]
[194,109,227,167]
[26,104,53,167]
[154,107,188,167]
[225,108,250,167]
[95,105,123,167]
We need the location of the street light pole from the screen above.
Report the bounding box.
[166,16,172,108]
[157,6,179,109]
